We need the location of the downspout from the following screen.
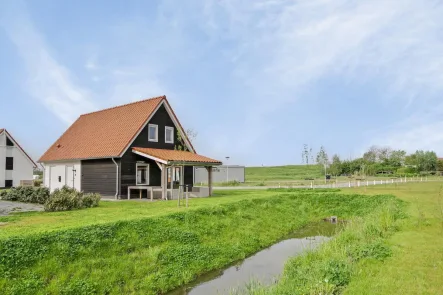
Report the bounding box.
[111,158,119,200]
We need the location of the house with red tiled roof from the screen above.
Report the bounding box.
[39,96,222,199]
[0,129,37,188]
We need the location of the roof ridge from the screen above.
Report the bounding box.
[81,95,165,116]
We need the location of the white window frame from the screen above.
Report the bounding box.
[136,163,150,185]
[165,126,174,144]
[148,124,158,142]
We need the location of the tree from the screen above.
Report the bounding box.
[175,128,198,151]
[363,146,378,163]
[438,159,443,171]
[414,150,438,172]
[302,144,313,165]
[329,154,342,176]
[316,146,329,166]
[405,154,417,166]
[388,150,406,167]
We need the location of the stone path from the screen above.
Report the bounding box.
[0,201,44,216]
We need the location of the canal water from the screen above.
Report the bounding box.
[166,221,339,295]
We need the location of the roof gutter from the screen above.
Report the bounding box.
[111,158,119,200]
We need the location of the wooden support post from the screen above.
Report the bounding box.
[170,166,174,201]
[161,164,166,200]
[186,185,189,208]
[139,189,142,199]
[206,166,213,196]
[150,187,153,202]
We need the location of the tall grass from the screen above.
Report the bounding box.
[0,192,402,295]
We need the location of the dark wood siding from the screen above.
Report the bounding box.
[81,159,118,197]
[119,104,194,198]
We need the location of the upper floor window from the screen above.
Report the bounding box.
[148,124,158,142]
[165,126,174,144]
[6,137,14,146]
[6,157,13,170]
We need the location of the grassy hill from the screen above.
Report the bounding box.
[246,165,323,181]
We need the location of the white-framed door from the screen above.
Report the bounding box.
[66,166,75,189]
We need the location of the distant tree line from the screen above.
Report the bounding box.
[303,144,442,177]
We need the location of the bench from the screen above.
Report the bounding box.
[127,186,162,201]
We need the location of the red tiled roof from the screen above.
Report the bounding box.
[133,147,222,165]
[39,96,195,162]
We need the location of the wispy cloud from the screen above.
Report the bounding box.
[0,0,96,124]
[165,0,443,158]
[2,0,443,163]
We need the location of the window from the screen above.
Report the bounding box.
[136,164,149,185]
[148,124,158,142]
[165,126,174,144]
[6,137,14,147]
[5,157,13,170]
[5,180,12,188]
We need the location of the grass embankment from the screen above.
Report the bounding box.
[0,191,396,295]
[246,165,323,182]
[238,199,404,294]
[241,182,442,295]
[0,190,273,238]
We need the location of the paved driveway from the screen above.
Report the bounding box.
[0,201,44,216]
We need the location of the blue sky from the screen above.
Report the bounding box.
[1,0,443,166]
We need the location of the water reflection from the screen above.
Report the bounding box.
[167,221,338,295]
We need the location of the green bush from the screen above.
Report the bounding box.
[0,185,101,212]
[33,179,43,187]
[0,186,50,204]
[43,186,101,212]
[80,193,101,208]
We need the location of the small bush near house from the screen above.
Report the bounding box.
[0,186,50,204]
[0,186,100,211]
[43,186,101,212]
[33,179,43,187]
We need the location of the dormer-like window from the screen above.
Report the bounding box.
[6,136,14,146]
[148,124,158,142]
[165,126,174,144]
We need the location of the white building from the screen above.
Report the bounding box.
[0,129,37,188]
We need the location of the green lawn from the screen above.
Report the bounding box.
[1,182,442,294]
[0,191,394,295]
[341,182,443,295]
[0,190,274,238]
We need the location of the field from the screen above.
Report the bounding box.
[1,181,442,294]
[343,182,443,294]
[206,165,440,187]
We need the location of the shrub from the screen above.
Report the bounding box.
[0,185,100,212]
[81,193,101,208]
[33,179,43,187]
[44,190,82,212]
[44,186,101,212]
[0,186,50,204]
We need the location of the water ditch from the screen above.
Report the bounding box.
[166,220,341,295]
